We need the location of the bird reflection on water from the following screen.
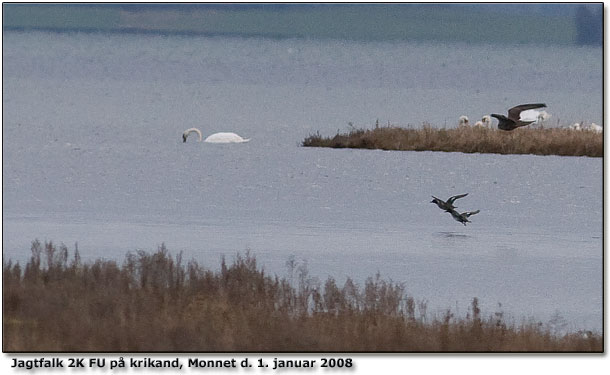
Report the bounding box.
[437,231,470,239]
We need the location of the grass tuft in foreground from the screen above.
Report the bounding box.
[302,124,603,157]
[3,241,602,352]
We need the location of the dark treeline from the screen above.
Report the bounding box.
[575,5,603,46]
[3,3,595,46]
[3,241,602,352]
[13,3,581,16]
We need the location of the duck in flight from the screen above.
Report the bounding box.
[430,193,468,212]
[491,103,547,131]
[431,193,479,225]
[448,209,480,226]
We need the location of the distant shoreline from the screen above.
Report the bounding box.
[3,3,598,46]
[2,25,310,40]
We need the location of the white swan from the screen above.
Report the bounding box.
[474,115,492,128]
[568,122,582,131]
[482,115,492,128]
[183,128,203,142]
[182,128,250,143]
[204,132,250,143]
[585,123,603,133]
[537,110,551,123]
[458,115,470,127]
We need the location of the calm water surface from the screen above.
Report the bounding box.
[2,31,603,331]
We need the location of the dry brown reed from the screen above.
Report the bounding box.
[302,125,603,157]
[2,241,602,352]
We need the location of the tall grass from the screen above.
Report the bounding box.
[302,125,603,157]
[3,241,602,352]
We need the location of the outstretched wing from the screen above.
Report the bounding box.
[447,193,468,205]
[508,103,546,121]
[464,210,480,217]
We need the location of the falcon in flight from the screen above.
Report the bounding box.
[491,103,547,131]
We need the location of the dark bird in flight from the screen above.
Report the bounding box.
[491,103,547,131]
[431,193,480,225]
[430,193,468,212]
[448,209,480,226]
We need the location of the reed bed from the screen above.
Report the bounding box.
[3,241,602,352]
[302,125,603,157]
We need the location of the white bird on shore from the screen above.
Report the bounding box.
[474,115,492,128]
[182,128,250,143]
[568,122,582,131]
[537,110,551,123]
[482,115,492,128]
[458,115,470,127]
[587,123,603,133]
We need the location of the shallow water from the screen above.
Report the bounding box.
[2,31,603,331]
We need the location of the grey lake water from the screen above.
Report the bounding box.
[2,31,603,332]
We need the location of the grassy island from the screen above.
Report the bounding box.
[302,125,603,157]
[2,241,602,352]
